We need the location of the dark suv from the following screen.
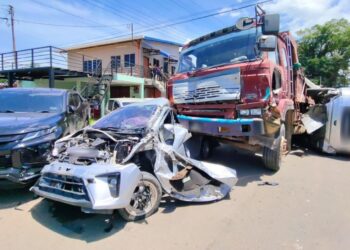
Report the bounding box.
[0,88,89,188]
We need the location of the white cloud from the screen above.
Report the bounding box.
[264,0,350,33]
[218,7,241,18]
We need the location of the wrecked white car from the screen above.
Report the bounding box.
[31,98,237,221]
[303,87,350,154]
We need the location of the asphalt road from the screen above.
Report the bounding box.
[0,145,349,250]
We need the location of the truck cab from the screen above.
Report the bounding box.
[167,14,305,171]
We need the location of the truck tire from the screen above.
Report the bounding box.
[200,137,212,160]
[285,111,294,152]
[118,172,162,221]
[262,124,286,171]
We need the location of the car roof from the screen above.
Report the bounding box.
[0,87,68,95]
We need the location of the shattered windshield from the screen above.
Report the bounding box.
[93,104,157,131]
[177,28,259,73]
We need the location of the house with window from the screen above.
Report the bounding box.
[66,36,182,98]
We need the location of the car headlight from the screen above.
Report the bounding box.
[107,173,121,198]
[96,172,121,198]
[22,126,57,142]
[239,109,262,116]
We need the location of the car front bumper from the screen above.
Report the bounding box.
[31,162,142,213]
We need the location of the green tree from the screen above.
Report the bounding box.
[297,19,350,87]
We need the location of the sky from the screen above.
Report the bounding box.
[0,0,349,52]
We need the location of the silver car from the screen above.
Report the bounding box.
[31,98,237,221]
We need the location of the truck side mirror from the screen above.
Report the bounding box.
[262,14,280,35]
[258,35,277,51]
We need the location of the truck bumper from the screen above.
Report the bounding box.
[177,115,265,137]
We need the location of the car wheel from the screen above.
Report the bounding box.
[262,124,286,171]
[118,172,162,221]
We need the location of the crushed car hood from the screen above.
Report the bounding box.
[0,112,64,135]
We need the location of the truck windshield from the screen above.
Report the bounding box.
[177,28,259,73]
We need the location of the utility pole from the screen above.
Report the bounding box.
[9,5,16,52]
[130,23,133,44]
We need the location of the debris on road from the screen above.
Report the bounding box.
[258,181,279,186]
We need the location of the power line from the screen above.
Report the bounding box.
[31,0,126,33]
[13,19,130,28]
[64,0,271,46]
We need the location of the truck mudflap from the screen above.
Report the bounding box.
[177,115,265,137]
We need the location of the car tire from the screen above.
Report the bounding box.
[262,124,286,171]
[118,172,162,221]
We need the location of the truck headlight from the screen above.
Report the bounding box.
[239,109,262,116]
[250,108,262,116]
[22,126,57,142]
[239,110,250,116]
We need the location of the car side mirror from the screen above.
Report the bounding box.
[68,105,77,113]
[262,14,280,35]
[258,35,277,51]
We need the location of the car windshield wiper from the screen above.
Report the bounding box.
[38,110,50,113]
[0,110,15,113]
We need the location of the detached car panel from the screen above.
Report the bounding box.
[0,88,89,188]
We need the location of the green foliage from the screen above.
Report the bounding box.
[297,19,350,87]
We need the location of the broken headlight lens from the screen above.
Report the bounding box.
[22,126,57,142]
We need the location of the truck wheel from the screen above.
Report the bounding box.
[118,172,162,221]
[262,124,286,171]
[200,138,212,160]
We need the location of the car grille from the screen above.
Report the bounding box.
[38,173,90,201]
[0,151,12,169]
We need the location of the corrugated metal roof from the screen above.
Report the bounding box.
[65,35,183,51]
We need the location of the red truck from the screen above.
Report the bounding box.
[167,8,308,171]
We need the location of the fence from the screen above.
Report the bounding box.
[0,46,99,75]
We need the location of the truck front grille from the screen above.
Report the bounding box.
[38,173,90,201]
[172,69,241,104]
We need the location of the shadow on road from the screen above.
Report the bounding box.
[0,188,33,210]
[291,135,350,162]
[30,200,126,242]
[207,144,274,187]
